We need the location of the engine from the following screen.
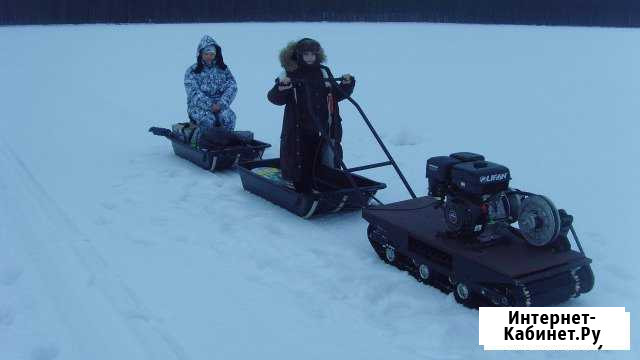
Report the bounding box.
[427,152,520,237]
[427,152,574,248]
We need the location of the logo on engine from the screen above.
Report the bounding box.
[480,173,508,183]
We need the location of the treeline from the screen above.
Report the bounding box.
[2,0,639,27]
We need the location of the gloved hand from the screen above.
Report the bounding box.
[278,76,292,91]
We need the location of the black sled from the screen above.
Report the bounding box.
[149,124,271,172]
[363,152,594,308]
[238,158,385,218]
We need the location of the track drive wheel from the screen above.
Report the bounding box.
[576,265,595,294]
[367,225,386,261]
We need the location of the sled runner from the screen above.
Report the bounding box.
[238,158,386,218]
[149,124,271,172]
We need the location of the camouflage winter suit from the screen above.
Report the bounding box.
[184,35,238,130]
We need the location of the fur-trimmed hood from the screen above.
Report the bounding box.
[279,39,327,72]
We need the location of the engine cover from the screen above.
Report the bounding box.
[426,152,486,198]
[426,156,461,197]
[451,161,510,195]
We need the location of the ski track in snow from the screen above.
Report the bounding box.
[0,139,191,360]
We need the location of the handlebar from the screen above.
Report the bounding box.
[276,76,349,86]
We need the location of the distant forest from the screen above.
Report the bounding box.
[2,0,639,27]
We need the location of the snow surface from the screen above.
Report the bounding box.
[1,22,638,359]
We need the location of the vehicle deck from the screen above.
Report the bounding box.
[363,197,590,279]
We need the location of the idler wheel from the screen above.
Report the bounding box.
[418,264,431,282]
[409,260,450,292]
[382,244,408,270]
[384,245,397,264]
[453,281,480,308]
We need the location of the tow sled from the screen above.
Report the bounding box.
[363,152,594,307]
[238,158,385,218]
[149,123,271,172]
[238,66,416,218]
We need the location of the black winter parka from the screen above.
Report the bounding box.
[267,66,355,181]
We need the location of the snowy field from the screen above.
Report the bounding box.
[1,22,638,359]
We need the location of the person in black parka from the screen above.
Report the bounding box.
[267,38,355,193]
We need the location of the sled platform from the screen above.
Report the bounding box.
[363,196,594,307]
[150,127,271,172]
[238,158,386,218]
[171,138,270,171]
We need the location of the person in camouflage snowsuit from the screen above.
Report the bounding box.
[184,35,238,131]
